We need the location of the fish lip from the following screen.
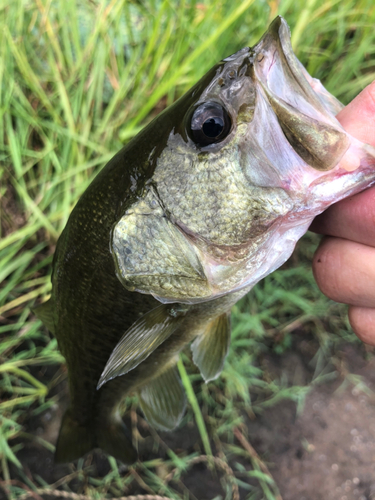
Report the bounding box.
[262,15,291,54]
[266,16,292,55]
[252,16,335,118]
[252,16,298,81]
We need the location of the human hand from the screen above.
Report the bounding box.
[311,81,375,346]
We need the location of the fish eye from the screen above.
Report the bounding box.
[189,102,231,147]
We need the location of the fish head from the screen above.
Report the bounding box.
[112,16,375,304]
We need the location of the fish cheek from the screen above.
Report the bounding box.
[111,196,211,301]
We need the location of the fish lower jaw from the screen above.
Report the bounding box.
[307,161,375,210]
[205,220,312,297]
[155,218,310,306]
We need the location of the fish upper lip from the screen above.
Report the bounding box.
[252,16,295,79]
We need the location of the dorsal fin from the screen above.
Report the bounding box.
[32,299,55,334]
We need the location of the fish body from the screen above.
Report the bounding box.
[35,17,375,463]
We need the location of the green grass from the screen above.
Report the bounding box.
[1,0,375,498]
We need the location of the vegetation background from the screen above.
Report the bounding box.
[1,0,375,498]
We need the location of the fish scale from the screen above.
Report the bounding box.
[34,17,375,464]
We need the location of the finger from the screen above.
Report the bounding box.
[336,80,375,146]
[348,306,375,346]
[313,236,375,307]
[310,186,375,246]
[311,81,375,241]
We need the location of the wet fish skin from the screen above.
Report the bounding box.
[35,44,230,463]
[34,16,375,464]
[109,18,375,308]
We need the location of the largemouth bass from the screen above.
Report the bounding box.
[34,17,375,464]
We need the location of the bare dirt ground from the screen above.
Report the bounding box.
[249,341,375,500]
[4,336,375,500]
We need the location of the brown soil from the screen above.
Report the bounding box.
[249,343,375,500]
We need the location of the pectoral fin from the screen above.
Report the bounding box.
[138,363,186,431]
[97,303,189,389]
[32,299,55,334]
[191,313,231,382]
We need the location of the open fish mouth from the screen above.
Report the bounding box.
[254,17,343,117]
[250,17,350,175]
[110,16,375,306]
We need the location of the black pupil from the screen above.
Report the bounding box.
[188,101,231,147]
[202,117,224,138]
